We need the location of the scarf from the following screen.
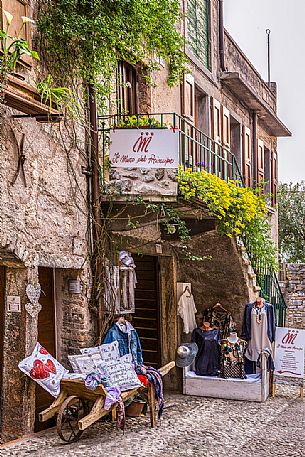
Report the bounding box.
[136,365,164,419]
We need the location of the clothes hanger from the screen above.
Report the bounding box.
[212,302,228,313]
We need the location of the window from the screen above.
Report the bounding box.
[187,0,210,69]
[116,61,137,115]
[182,74,195,121]
[271,151,278,206]
[257,139,264,185]
[1,0,32,65]
[242,127,252,187]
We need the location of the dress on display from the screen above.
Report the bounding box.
[242,302,275,372]
[219,338,247,379]
[202,305,234,339]
[191,328,220,376]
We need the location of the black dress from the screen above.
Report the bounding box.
[191,328,220,376]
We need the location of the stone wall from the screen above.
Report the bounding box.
[282,264,305,329]
[108,167,178,198]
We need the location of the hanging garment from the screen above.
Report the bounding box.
[191,328,220,376]
[177,290,197,334]
[104,265,121,314]
[103,321,143,367]
[202,305,234,339]
[242,301,275,343]
[219,338,247,379]
[244,305,273,362]
[136,365,164,419]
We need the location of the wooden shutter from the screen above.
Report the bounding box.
[187,0,210,68]
[211,98,221,143]
[2,1,32,64]
[222,106,230,149]
[271,151,278,206]
[242,126,251,187]
[183,73,195,122]
[257,139,264,185]
[117,61,137,115]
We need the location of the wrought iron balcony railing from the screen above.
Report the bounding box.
[98,112,244,185]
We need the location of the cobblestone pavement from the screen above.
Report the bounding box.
[0,386,304,457]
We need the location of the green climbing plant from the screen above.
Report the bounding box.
[37,0,187,106]
[178,167,278,270]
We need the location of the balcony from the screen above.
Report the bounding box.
[99,113,243,199]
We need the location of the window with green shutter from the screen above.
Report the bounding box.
[187,0,210,69]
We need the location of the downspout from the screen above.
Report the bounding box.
[219,0,226,72]
[252,111,257,187]
[88,83,103,338]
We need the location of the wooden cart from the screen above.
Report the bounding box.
[39,361,175,443]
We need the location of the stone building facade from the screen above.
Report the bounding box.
[281,264,305,329]
[0,0,290,443]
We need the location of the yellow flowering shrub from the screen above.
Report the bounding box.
[178,167,277,270]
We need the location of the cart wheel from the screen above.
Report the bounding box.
[57,395,87,443]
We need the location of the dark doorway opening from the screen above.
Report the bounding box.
[35,267,56,432]
[132,255,161,368]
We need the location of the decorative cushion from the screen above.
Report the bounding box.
[80,341,120,361]
[18,342,68,397]
[68,353,102,374]
[97,357,141,391]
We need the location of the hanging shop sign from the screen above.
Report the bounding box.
[274,327,305,379]
[109,128,179,169]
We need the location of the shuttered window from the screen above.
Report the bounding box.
[117,61,138,115]
[257,139,264,185]
[271,151,278,206]
[187,0,210,69]
[242,127,252,187]
[182,73,195,121]
[2,0,32,65]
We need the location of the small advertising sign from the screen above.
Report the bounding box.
[274,327,305,379]
[109,128,179,169]
[7,295,21,313]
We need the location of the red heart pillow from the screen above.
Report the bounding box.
[45,359,56,374]
[30,360,50,379]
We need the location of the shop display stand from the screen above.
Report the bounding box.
[183,352,269,402]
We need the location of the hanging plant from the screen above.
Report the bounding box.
[178,167,278,270]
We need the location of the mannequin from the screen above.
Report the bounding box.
[104,315,143,367]
[191,321,220,376]
[242,297,276,373]
[219,331,247,379]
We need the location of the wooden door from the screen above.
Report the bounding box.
[132,255,161,368]
[0,267,5,392]
[35,267,56,431]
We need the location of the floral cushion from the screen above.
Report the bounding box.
[97,358,141,391]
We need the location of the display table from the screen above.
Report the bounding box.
[183,353,269,402]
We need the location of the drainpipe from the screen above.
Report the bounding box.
[219,0,226,72]
[88,83,103,337]
[252,111,257,187]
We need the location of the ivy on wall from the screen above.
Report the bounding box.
[37,0,186,101]
[178,167,278,270]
